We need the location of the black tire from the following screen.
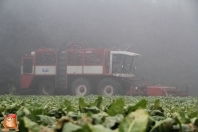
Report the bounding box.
[39,80,55,95]
[71,78,91,96]
[97,78,122,96]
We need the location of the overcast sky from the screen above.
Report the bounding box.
[0,0,198,95]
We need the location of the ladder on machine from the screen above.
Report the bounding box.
[57,48,67,91]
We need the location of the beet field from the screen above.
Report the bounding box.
[0,95,198,132]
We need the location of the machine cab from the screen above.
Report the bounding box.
[110,51,140,78]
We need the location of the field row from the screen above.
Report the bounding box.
[0,95,198,132]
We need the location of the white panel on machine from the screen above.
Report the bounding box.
[67,66,82,74]
[35,66,56,75]
[84,66,103,74]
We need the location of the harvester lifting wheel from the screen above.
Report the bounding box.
[71,78,91,96]
[97,78,121,96]
[39,80,55,95]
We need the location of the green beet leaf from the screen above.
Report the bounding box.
[150,118,178,132]
[104,114,123,129]
[119,109,149,132]
[83,106,100,114]
[91,124,114,132]
[23,117,40,132]
[62,99,74,112]
[125,99,147,115]
[107,98,125,116]
[150,110,164,117]
[74,124,113,132]
[90,96,103,110]
[175,111,191,124]
[74,124,92,132]
[79,97,88,113]
[191,117,198,127]
[153,99,163,112]
[62,122,81,132]
[37,115,56,127]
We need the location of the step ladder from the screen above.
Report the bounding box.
[57,50,67,89]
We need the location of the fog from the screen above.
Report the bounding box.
[0,0,198,95]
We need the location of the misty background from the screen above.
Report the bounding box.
[0,0,198,95]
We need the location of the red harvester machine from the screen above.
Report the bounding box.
[19,43,188,96]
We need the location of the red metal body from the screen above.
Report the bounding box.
[20,75,34,88]
[19,43,188,96]
[147,86,167,96]
[127,78,188,96]
[66,48,110,75]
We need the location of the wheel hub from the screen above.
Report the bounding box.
[103,85,114,96]
[76,85,87,96]
[106,87,112,93]
[42,84,51,94]
[79,87,85,93]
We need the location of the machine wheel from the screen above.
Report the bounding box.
[71,78,91,96]
[39,80,55,95]
[97,78,121,96]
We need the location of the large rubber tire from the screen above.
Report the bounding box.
[71,78,91,96]
[97,78,122,96]
[39,80,55,95]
